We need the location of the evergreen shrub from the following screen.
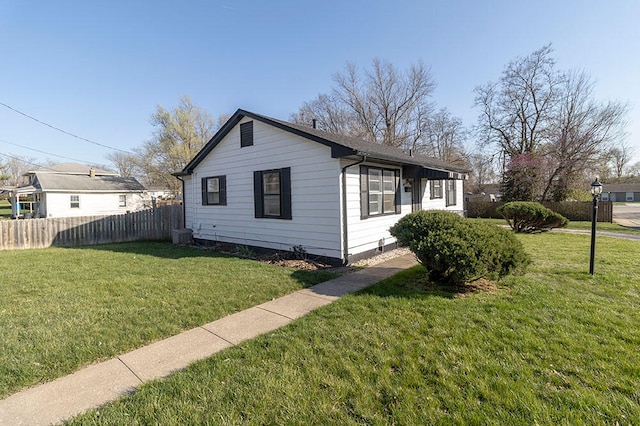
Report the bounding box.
[497,201,568,233]
[390,210,530,284]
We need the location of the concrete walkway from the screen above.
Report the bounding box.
[0,254,417,426]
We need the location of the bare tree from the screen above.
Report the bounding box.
[105,151,139,178]
[0,155,39,186]
[542,71,628,200]
[291,58,436,150]
[290,93,357,135]
[136,95,217,195]
[475,45,629,201]
[608,142,634,179]
[467,153,498,193]
[475,44,559,157]
[417,107,467,165]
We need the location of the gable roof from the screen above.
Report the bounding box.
[175,109,469,178]
[28,163,117,176]
[33,173,145,193]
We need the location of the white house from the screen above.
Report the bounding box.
[174,110,469,265]
[7,163,147,218]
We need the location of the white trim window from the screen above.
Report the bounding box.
[360,166,400,218]
[446,180,457,206]
[70,195,80,209]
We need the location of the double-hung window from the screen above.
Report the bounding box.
[253,167,291,219]
[70,195,80,209]
[360,166,400,219]
[201,176,227,205]
[430,180,443,199]
[446,180,457,206]
[119,194,127,207]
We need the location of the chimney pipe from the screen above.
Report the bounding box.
[312,119,317,129]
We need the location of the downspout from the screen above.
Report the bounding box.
[341,154,367,265]
[175,175,186,229]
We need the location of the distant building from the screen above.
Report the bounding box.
[601,183,640,202]
[4,163,147,218]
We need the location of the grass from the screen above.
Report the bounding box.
[476,217,640,234]
[66,233,640,425]
[0,241,336,398]
[0,199,11,219]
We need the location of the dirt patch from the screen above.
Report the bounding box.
[257,254,332,271]
[402,274,501,297]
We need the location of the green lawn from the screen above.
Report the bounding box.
[0,242,336,398]
[66,233,640,425]
[0,199,11,219]
[476,217,640,234]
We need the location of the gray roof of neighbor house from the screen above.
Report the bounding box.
[602,183,640,193]
[175,109,470,178]
[32,173,145,192]
[28,163,117,176]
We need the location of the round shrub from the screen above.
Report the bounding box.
[497,201,568,233]
[389,210,530,284]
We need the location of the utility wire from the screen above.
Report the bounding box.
[0,137,93,164]
[0,102,134,154]
[0,152,60,172]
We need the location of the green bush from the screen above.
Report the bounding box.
[497,201,568,233]
[390,211,530,284]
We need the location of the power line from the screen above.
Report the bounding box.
[0,102,134,154]
[0,137,93,164]
[0,152,59,172]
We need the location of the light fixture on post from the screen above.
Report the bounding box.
[589,177,602,276]
[403,179,412,192]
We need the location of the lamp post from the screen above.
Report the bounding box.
[589,177,602,275]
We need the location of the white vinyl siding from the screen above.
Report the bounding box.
[185,118,342,260]
[43,192,146,218]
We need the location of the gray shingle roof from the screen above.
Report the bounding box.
[176,109,470,176]
[34,173,145,192]
[29,163,117,176]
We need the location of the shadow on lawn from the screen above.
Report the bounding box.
[360,266,502,300]
[68,240,338,288]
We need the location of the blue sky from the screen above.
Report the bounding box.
[1,0,639,169]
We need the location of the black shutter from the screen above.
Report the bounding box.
[253,171,263,218]
[240,121,253,147]
[281,167,292,220]
[201,177,208,205]
[394,170,401,213]
[219,176,227,205]
[360,165,369,219]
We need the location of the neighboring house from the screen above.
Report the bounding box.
[6,163,147,218]
[601,183,640,202]
[174,109,469,265]
[146,186,174,200]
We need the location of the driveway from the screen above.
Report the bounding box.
[612,203,640,229]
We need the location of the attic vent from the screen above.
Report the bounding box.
[240,121,253,147]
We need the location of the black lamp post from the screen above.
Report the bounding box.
[589,177,602,275]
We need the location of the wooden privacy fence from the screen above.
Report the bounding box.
[0,204,183,250]
[466,200,613,222]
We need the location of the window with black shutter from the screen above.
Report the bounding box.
[201,176,227,205]
[253,167,291,219]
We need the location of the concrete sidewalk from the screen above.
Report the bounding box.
[0,253,417,426]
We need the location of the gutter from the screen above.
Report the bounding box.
[341,154,367,265]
